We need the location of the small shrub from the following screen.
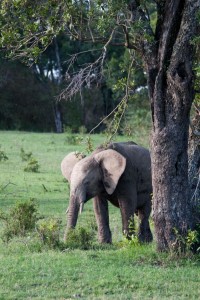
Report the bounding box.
[36,218,62,249]
[24,158,40,172]
[65,227,95,250]
[187,225,200,253]
[0,199,39,242]
[186,229,199,251]
[63,125,73,134]
[65,135,83,145]
[20,147,33,161]
[173,227,200,255]
[0,145,8,162]
[79,126,87,134]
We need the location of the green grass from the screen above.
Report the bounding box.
[0,130,200,300]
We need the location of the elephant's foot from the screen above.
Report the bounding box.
[98,228,112,244]
[99,237,112,244]
[138,227,153,243]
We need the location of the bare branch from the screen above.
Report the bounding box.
[58,28,117,101]
[89,56,135,138]
[89,98,125,135]
[58,51,104,100]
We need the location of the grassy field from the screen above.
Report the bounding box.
[0,130,200,300]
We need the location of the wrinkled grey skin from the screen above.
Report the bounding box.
[61,142,153,243]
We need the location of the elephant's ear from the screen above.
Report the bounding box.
[94,149,126,195]
[61,152,86,182]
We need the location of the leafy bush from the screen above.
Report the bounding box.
[0,199,39,242]
[186,229,200,252]
[0,199,64,250]
[24,158,40,172]
[65,227,95,250]
[173,227,200,254]
[20,147,33,161]
[0,199,96,251]
[36,218,62,249]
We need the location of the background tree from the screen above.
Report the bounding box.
[1,35,131,132]
[0,0,200,251]
[0,57,55,131]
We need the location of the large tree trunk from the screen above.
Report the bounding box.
[54,37,63,133]
[188,111,200,224]
[144,0,199,251]
[53,102,63,133]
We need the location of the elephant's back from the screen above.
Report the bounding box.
[108,142,151,166]
[95,141,151,177]
[108,142,152,189]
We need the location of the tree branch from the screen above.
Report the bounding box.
[58,28,117,100]
[89,56,135,138]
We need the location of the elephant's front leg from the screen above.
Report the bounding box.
[93,196,112,243]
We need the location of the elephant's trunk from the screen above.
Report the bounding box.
[67,195,80,228]
[64,189,86,241]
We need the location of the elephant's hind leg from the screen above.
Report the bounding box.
[118,191,137,239]
[137,196,153,243]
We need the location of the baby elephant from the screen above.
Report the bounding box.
[61,142,153,243]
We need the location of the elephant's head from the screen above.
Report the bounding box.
[61,149,126,232]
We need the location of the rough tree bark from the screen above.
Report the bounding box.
[188,111,200,225]
[149,0,199,251]
[129,0,200,251]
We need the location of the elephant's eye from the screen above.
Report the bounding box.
[84,179,89,186]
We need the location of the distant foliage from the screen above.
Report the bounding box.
[78,126,87,134]
[0,145,8,162]
[0,60,55,132]
[24,158,40,173]
[63,126,73,134]
[20,147,33,161]
[65,134,83,145]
